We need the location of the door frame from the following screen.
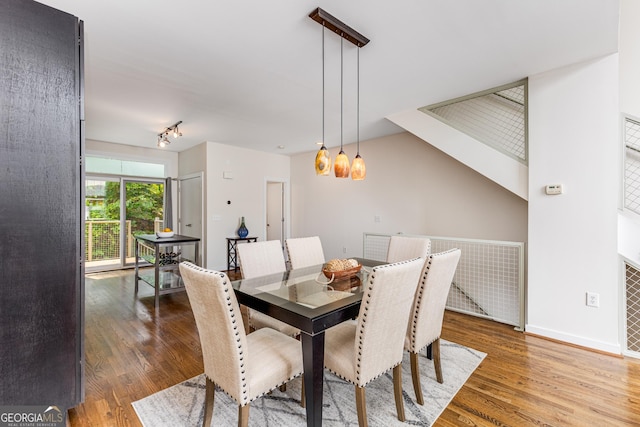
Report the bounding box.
[264,177,289,249]
[178,172,205,266]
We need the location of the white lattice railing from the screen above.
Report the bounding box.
[624,258,640,358]
[363,233,525,330]
[419,79,528,165]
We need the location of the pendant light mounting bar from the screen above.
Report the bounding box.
[309,7,370,48]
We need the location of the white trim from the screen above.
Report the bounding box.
[525,324,622,355]
[178,172,205,267]
[263,176,290,244]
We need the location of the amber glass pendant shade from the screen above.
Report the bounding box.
[334,150,350,178]
[315,145,331,175]
[351,154,366,180]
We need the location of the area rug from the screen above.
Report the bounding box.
[132,340,485,426]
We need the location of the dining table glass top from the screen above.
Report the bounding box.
[231,257,384,331]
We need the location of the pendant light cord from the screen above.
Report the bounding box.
[356,46,360,155]
[340,36,343,152]
[322,24,325,146]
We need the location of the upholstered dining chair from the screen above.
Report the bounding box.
[285,236,325,269]
[405,248,461,405]
[237,240,300,337]
[386,235,431,263]
[179,262,304,427]
[323,258,424,427]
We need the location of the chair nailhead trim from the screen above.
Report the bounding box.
[183,262,305,406]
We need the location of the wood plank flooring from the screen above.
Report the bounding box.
[69,268,640,426]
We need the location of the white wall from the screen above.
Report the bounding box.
[619,0,640,272]
[205,142,290,270]
[527,54,620,353]
[290,132,528,261]
[386,109,529,200]
[620,0,640,116]
[178,142,207,177]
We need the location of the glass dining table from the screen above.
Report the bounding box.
[231,257,384,427]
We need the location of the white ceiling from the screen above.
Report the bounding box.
[38,0,619,155]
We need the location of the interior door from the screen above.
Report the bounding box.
[267,181,284,245]
[179,173,203,265]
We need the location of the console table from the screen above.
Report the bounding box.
[226,236,258,271]
[134,234,201,308]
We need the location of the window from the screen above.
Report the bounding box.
[86,156,165,178]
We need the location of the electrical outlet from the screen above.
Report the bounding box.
[586,292,600,308]
[343,247,347,254]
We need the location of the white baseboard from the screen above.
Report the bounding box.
[525,324,622,355]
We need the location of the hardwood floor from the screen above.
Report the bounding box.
[69,268,640,426]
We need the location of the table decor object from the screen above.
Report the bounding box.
[237,217,249,238]
[323,258,362,280]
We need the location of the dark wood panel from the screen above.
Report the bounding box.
[0,0,83,409]
[68,269,640,426]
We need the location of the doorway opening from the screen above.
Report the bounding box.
[85,176,165,272]
[178,173,204,266]
[266,180,287,251]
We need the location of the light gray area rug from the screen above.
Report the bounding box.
[133,340,485,426]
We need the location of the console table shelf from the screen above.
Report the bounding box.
[134,234,200,308]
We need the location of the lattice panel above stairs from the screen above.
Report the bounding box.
[625,117,640,216]
[419,80,527,164]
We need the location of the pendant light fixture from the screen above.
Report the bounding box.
[351,47,366,180]
[334,37,350,178]
[314,25,331,175]
[309,8,369,178]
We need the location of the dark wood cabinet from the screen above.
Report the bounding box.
[0,0,84,410]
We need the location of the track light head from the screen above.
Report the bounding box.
[156,120,182,148]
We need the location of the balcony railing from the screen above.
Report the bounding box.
[85,219,163,262]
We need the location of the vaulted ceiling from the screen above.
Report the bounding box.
[38,0,619,154]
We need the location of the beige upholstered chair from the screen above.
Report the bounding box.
[323,258,424,427]
[405,249,461,405]
[179,262,304,427]
[386,235,431,263]
[285,236,325,269]
[237,240,300,337]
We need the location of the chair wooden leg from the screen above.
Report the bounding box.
[393,364,406,421]
[238,404,249,427]
[203,377,215,427]
[300,377,305,408]
[410,352,424,405]
[433,338,443,384]
[355,385,368,427]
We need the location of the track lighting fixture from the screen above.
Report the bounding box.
[157,120,183,148]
